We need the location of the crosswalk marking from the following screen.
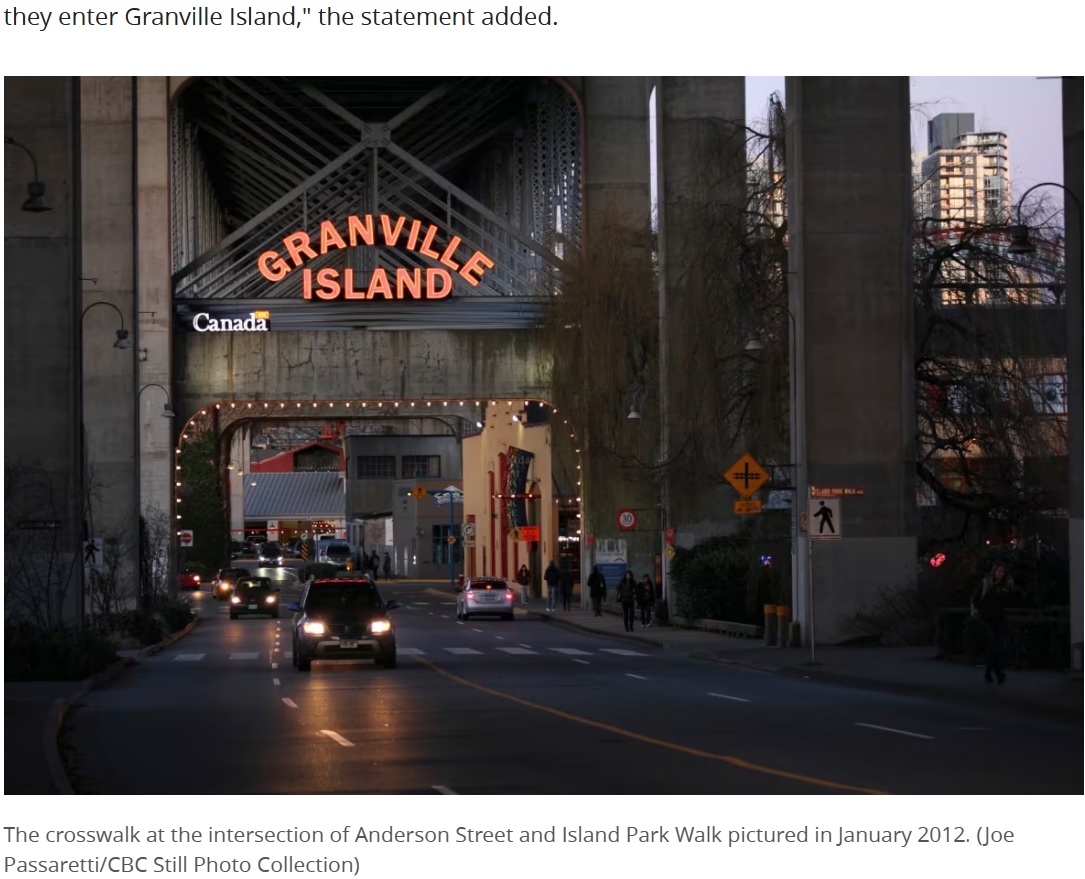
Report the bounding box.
[229,652,260,660]
[165,646,651,662]
[550,647,591,655]
[174,654,205,661]
[496,647,537,655]
[445,647,483,655]
[600,648,647,656]
[398,647,425,655]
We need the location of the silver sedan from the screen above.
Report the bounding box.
[456,577,516,620]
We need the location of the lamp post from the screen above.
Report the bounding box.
[1007,179,1082,673]
[82,301,133,349]
[745,303,815,663]
[137,383,174,609]
[4,135,51,212]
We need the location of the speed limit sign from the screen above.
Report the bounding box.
[617,509,637,531]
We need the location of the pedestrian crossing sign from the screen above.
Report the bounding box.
[807,497,841,539]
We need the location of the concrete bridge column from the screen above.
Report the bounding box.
[80,77,139,608]
[785,77,917,645]
[1063,76,1083,672]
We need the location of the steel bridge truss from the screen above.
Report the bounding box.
[170,77,582,330]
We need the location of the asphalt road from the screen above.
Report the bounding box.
[64,574,1081,795]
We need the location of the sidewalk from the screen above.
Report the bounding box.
[521,596,1083,722]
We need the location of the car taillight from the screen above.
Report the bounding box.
[230,596,240,604]
[265,595,276,604]
[505,590,515,600]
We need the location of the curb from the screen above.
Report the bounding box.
[45,615,201,794]
[532,611,668,649]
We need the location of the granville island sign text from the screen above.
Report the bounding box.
[257,214,495,301]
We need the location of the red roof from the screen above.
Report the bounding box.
[250,441,343,473]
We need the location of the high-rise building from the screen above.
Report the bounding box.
[919,113,1010,225]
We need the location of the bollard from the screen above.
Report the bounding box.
[775,605,790,647]
[763,604,777,646]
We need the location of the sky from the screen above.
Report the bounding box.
[745,77,1066,200]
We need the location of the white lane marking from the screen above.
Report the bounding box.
[600,648,646,656]
[855,722,935,740]
[174,654,205,661]
[320,729,354,747]
[494,635,505,640]
[441,615,451,619]
[272,678,281,686]
[456,620,465,626]
[708,692,750,703]
[626,673,648,681]
[441,602,456,606]
[282,698,298,709]
[572,659,590,665]
[432,785,458,795]
[398,647,425,655]
[229,652,260,660]
[445,647,482,655]
[412,602,430,605]
[551,647,591,655]
[519,643,533,648]
[473,628,484,633]
[497,647,537,655]
[428,612,435,615]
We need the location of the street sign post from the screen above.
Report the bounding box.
[617,509,637,531]
[807,498,841,539]
[724,453,768,498]
[518,525,540,542]
[809,486,865,498]
[179,530,194,548]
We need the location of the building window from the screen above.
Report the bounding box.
[402,455,441,479]
[432,525,462,567]
[1030,374,1067,414]
[356,455,396,479]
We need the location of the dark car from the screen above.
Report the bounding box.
[258,541,284,566]
[229,576,280,619]
[283,539,302,558]
[323,540,354,570]
[213,567,248,601]
[230,541,244,559]
[290,578,400,672]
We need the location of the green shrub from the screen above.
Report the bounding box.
[672,540,754,623]
[298,563,346,581]
[155,595,195,633]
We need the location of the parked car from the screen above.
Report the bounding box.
[258,541,284,567]
[283,538,302,558]
[212,567,248,601]
[229,576,280,620]
[315,534,338,563]
[229,541,244,559]
[176,563,205,591]
[290,577,400,671]
[456,577,516,620]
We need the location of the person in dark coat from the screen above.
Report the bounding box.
[560,569,574,611]
[370,550,381,580]
[383,552,392,580]
[637,574,657,628]
[616,571,637,632]
[544,560,560,611]
[516,564,531,605]
[972,561,1013,684]
[587,565,606,616]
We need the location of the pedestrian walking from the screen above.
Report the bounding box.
[561,569,573,611]
[638,574,656,628]
[516,564,531,606]
[370,550,381,580]
[972,561,1013,684]
[383,552,392,580]
[616,571,637,632]
[544,560,560,611]
[587,565,606,616]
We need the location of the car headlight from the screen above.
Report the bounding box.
[230,596,240,604]
[265,595,277,604]
[193,575,200,582]
[302,621,325,635]
[369,619,392,634]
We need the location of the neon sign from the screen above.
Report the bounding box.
[257,215,495,301]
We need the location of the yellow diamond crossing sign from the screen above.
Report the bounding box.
[725,453,768,498]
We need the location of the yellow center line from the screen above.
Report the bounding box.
[412,656,887,795]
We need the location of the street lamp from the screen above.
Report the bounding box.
[5,135,51,212]
[82,301,133,349]
[1007,181,1083,255]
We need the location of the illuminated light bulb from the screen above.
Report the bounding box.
[215,404,221,409]
[279,402,285,408]
[263,402,268,408]
[230,403,235,408]
[410,402,415,407]
[346,402,351,407]
[507,400,512,407]
[312,402,317,408]
[442,401,448,407]
[296,403,301,408]
[247,402,252,408]
[362,403,367,408]
[176,482,181,487]
[459,401,464,406]
[394,402,400,408]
